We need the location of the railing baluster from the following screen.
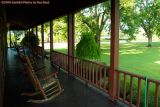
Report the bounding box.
[63,55,66,69]
[103,67,106,91]
[72,58,77,75]
[154,83,159,107]
[80,60,82,78]
[64,54,66,70]
[74,58,76,75]
[71,57,74,73]
[64,55,66,70]
[77,59,79,76]
[58,53,60,66]
[96,65,98,86]
[92,63,94,84]
[61,55,63,68]
[99,67,102,89]
[61,54,63,69]
[78,59,80,76]
[60,54,61,68]
[86,62,89,81]
[123,73,126,102]
[137,78,141,107]
[129,76,133,106]
[89,63,91,83]
[76,58,78,75]
[72,57,74,74]
[82,61,84,79]
[66,55,68,70]
[117,71,120,98]
[65,55,66,70]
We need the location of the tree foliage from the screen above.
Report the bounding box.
[53,16,67,42]
[35,0,160,47]
[120,0,139,41]
[36,16,67,43]
[120,0,160,47]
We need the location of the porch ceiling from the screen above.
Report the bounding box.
[5,0,105,30]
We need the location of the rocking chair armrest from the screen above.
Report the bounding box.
[34,66,45,73]
[39,72,58,81]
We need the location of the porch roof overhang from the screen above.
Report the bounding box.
[5,0,105,30]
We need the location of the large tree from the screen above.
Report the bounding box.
[135,0,160,47]
[79,1,111,47]
[120,0,160,47]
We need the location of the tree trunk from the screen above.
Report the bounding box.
[95,35,100,47]
[147,34,152,47]
[95,32,101,48]
[141,23,153,47]
[147,37,152,47]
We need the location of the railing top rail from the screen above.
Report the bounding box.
[70,55,108,68]
[52,50,109,68]
[52,50,67,56]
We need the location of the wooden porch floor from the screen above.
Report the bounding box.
[5,48,126,107]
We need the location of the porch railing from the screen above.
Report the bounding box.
[50,51,68,70]
[27,45,44,58]
[51,51,109,92]
[51,50,160,107]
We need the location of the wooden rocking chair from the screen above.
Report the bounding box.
[21,55,64,103]
[13,42,25,57]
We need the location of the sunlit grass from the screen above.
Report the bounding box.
[100,42,160,80]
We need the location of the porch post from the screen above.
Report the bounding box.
[109,0,119,100]
[36,26,38,36]
[31,27,34,33]
[68,13,74,75]
[10,31,12,47]
[50,21,53,60]
[41,24,44,59]
[0,5,8,107]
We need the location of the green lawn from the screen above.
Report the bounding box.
[48,42,160,80]
[101,42,160,80]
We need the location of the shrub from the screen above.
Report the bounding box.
[21,32,39,46]
[76,32,101,60]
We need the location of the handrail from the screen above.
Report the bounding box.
[52,50,107,67]
[117,69,160,84]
